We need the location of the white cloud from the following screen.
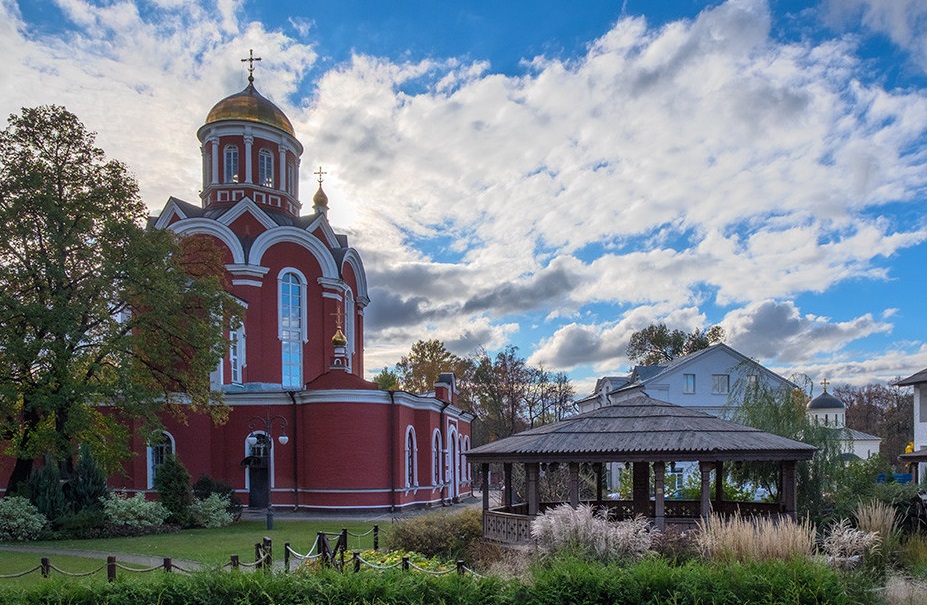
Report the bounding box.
[824,0,927,72]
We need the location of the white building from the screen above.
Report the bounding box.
[807,387,880,460]
[896,368,927,482]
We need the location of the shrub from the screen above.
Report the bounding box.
[189,493,234,528]
[387,507,483,561]
[697,513,815,562]
[0,496,47,541]
[26,463,68,521]
[54,508,106,538]
[102,492,169,528]
[154,455,193,526]
[67,446,108,512]
[531,504,653,562]
[193,474,243,520]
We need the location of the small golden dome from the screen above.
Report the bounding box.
[332,328,347,348]
[313,185,329,208]
[204,83,295,136]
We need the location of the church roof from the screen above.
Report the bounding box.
[467,394,816,463]
[895,368,927,386]
[305,370,379,391]
[205,83,295,136]
[808,391,845,410]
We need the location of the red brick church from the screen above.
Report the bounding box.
[107,67,473,511]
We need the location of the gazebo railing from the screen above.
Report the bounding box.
[492,499,783,520]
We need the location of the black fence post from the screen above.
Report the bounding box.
[284,542,291,573]
[457,560,465,575]
[340,528,348,553]
[353,551,360,573]
[107,556,116,582]
[163,558,172,573]
[373,524,379,550]
[263,537,273,570]
[40,557,49,578]
[254,543,262,570]
[230,555,239,569]
[401,556,409,572]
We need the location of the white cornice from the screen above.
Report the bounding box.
[249,227,338,279]
[226,264,271,278]
[166,218,245,265]
[304,213,340,249]
[153,199,188,229]
[218,197,279,231]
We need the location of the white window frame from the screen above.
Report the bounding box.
[146,431,175,489]
[711,374,730,395]
[229,323,246,384]
[431,429,442,487]
[224,145,239,183]
[405,426,418,488]
[259,149,274,188]
[683,374,696,394]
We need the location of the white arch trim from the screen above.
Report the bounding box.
[404,425,418,488]
[146,430,176,490]
[340,248,369,303]
[249,227,338,278]
[167,218,245,265]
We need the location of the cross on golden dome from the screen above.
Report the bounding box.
[241,49,262,84]
[314,166,327,187]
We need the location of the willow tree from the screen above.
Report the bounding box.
[0,106,240,493]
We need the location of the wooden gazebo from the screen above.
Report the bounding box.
[466,395,816,543]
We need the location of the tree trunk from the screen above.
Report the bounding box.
[5,457,34,496]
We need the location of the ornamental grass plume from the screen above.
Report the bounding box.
[696,513,815,562]
[531,504,653,562]
[855,500,899,548]
[822,519,880,564]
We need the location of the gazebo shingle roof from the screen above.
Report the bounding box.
[467,394,816,463]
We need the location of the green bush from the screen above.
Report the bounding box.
[102,492,169,528]
[153,455,193,526]
[54,508,107,538]
[67,446,108,512]
[26,463,67,521]
[0,496,47,541]
[386,507,483,561]
[192,474,243,520]
[0,557,876,605]
[189,494,234,528]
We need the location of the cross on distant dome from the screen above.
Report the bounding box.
[314,166,327,186]
[241,49,262,84]
[331,305,344,329]
[820,378,830,393]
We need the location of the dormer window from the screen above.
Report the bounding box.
[259,149,274,188]
[224,145,239,183]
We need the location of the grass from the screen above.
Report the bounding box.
[697,514,816,562]
[0,552,150,588]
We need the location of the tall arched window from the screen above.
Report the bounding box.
[259,149,274,188]
[147,431,175,489]
[405,426,418,488]
[279,271,304,388]
[286,162,295,194]
[224,145,239,183]
[229,323,245,384]
[432,430,442,487]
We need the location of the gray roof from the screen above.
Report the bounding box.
[895,368,927,386]
[467,394,816,464]
[808,391,845,410]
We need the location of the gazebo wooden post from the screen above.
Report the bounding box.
[699,461,713,519]
[526,462,539,515]
[781,460,797,520]
[632,462,650,517]
[595,463,603,506]
[653,461,666,531]
[481,463,490,511]
[503,463,513,509]
[568,462,580,508]
[714,461,724,511]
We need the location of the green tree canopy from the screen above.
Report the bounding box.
[0,106,240,493]
[395,339,474,398]
[626,323,724,365]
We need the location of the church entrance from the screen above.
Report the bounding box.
[249,466,269,509]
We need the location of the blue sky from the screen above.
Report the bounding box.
[3,0,927,394]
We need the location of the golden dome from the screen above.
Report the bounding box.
[332,328,348,348]
[204,83,295,136]
[313,185,329,208]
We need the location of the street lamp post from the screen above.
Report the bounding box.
[247,413,289,530]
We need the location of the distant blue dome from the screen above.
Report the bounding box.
[808,391,845,411]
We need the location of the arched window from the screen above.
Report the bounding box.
[286,162,295,194]
[405,426,418,488]
[462,436,471,481]
[244,432,272,490]
[279,271,304,388]
[432,430,442,486]
[224,145,239,183]
[259,149,274,188]
[147,431,175,489]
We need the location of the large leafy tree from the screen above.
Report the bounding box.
[395,339,474,399]
[834,382,913,468]
[626,323,724,365]
[0,106,240,493]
